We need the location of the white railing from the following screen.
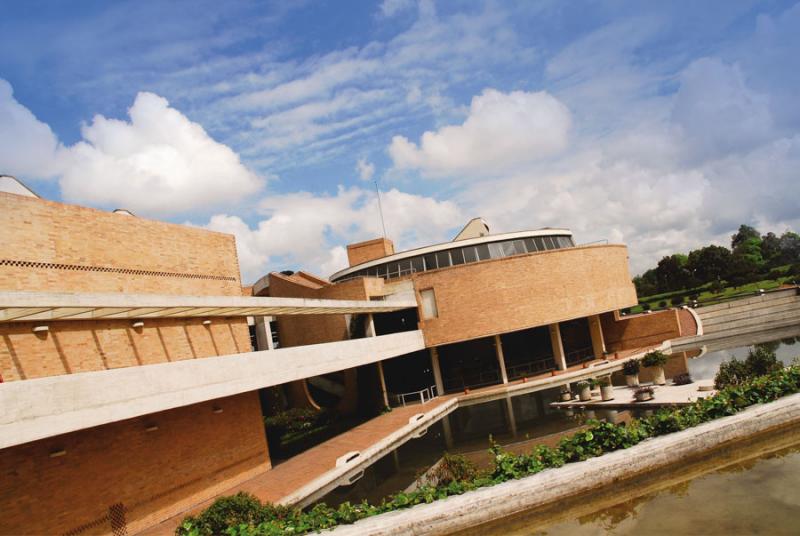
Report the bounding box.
[393,385,438,407]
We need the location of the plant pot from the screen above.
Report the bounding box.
[625,374,640,387]
[600,385,615,401]
[579,386,592,401]
[560,391,572,402]
[634,391,652,402]
[652,366,666,386]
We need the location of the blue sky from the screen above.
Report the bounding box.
[1,0,799,282]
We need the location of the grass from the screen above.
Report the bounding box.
[630,272,797,314]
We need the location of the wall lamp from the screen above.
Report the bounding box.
[212,406,224,414]
[145,424,159,432]
[49,448,66,458]
[32,325,49,334]
[131,321,144,328]
[202,319,212,326]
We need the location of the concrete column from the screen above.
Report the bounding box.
[254,316,275,351]
[494,334,509,384]
[430,347,445,395]
[589,314,606,359]
[376,360,390,407]
[504,397,517,437]
[365,313,377,338]
[441,413,454,450]
[549,323,567,371]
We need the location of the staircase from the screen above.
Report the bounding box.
[676,287,800,346]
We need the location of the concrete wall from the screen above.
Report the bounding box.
[0,391,269,536]
[0,192,242,296]
[601,309,682,352]
[0,330,427,448]
[413,245,638,347]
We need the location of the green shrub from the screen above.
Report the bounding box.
[179,363,800,536]
[641,302,651,311]
[641,350,668,368]
[430,453,478,485]
[622,359,640,376]
[672,372,693,385]
[658,300,668,308]
[714,347,782,389]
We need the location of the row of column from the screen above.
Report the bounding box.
[429,314,607,394]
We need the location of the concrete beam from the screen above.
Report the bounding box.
[0,330,426,449]
[0,291,419,323]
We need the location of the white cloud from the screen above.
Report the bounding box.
[389,89,571,177]
[0,79,61,179]
[356,158,375,181]
[205,186,463,283]
[58,92,262,215]
[378,0,416,19]
[672,58,774,162]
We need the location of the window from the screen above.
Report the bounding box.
[436,250,451,269]
[450,248,465,265]
[462,246,478,263]
[386,262,400,278]
[376,263,388,277]
[420,288,438,319]
[488,242,504,258]
[398,259,412,276]
[501,240,517,257]
[524,238,538,253]
[411,256,424,273]
[533,236,546,251]
[558,236,573,248]
[544,236,557,249]
[476,243,491,260]
[423,253,437,271]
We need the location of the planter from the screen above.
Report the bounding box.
[560,391,572,402]
[625,374,640,387]
[652,366,666,386]
[634,390,653,402]
[579,385,592,401]
[600,385,615,401]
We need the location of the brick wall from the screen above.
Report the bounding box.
[346,238,394,267]
[600,309,682,352]
[412,245,638,347]
[0,317,251,382]
[0,192,242,296]
[268,272,385,347]
[0,392,269,536]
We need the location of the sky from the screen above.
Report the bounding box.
[1,0,799,283]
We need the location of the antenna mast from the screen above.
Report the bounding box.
[374,178,387,238]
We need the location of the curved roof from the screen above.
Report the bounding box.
[329,228,572,281]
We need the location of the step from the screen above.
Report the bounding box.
[702,300,800,327]
[697,288,798,315]
[676,316,800,347]
[702,309,800,335]
[698,294,800,321]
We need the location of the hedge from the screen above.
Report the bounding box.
[178,360,800,536]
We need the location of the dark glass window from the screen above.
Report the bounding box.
[524,238,538,253]
[398,260,412,276]
[423,253,437,271]
[558,236,573,248]
[476,243,491,260]
[544,236,557,249]
[450,248,465,265]
[376,263,388,277]
[411,256,424,273]
[462,246,478,263]
[436,250,451,269]
[500,240,517,257]
[533,236,546,251]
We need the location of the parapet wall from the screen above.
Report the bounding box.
[601,309,683,352]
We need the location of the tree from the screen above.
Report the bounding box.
[733,237,764,271]
[633,268,658,297]
[726,253,758,287]
[655,254,693,292]
[778,231,800,264]
[687,245,732,284]
[731,224,760,250]
[760,232,781,267]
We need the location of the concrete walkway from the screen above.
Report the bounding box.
[550,382,715,409]
[138,396,455,535]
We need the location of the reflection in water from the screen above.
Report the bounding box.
[317,329,800,512]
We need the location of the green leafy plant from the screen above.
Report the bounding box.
[641,350,668,368]
[576,381,590,391]
[672,372,693,385]
[714,347,782,389]
[622,359,640,376]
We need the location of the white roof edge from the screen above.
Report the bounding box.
[330,228,573,281]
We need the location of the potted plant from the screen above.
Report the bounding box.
[576,381,592,401]
[642,350,668,385]
[559,385,572,402]
[622,359,640,387]
[597,376,615,401]
[634,386,655,402]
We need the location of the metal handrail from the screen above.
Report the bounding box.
[393,385,438,407]
[506,358,556,379]
[443,369,501,392]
